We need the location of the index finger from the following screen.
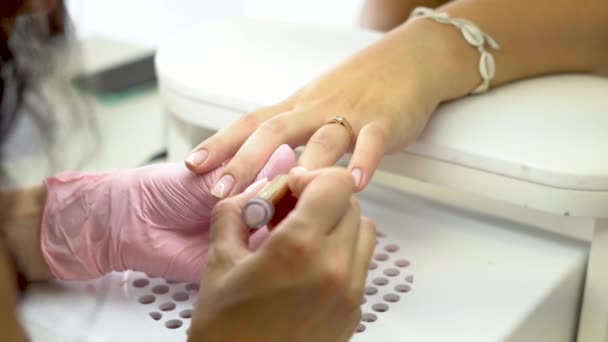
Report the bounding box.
[185,101,294,174]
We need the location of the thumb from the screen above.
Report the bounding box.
[287,166,355,198]
[209,179,269,255]
[202,179,269,288]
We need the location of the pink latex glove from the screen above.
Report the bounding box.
[40,145,295,283]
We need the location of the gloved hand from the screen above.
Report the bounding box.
[40,145,295,283]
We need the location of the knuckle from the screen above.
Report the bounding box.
[240,112,262,131]
[307,129,341,152]
[211,199,238,221]
[256,117,286,137]
[392,117,424,150]
[222,150,268,181]
[279,231,316,261]
[270,217,317,253]
[223,159,252,180]
[204,248,221,268]
[205,244,230,270]
[325,168,355,189]
[269,231,318,278]
[205,244,239,282]
[216,242,238,263]
[325,167,351,182]
[321,258,350,295]
[206,133,231,152]
[363,122,389,144]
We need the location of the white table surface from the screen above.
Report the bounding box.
[20,183,588,342]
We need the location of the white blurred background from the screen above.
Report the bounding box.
[65,0,365,47]
[1,0,368,186]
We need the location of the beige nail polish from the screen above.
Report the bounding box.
[211,174,236,198]
[351,168,362,188]
[185,150,208,167]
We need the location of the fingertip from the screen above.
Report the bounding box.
[350,167,363,191]
[184,149,209,173]
[184,160,197,173]
[361,216,376,231]
[348,166,376,192]
[287,166,309,197]
[289,166,308,177]
[184,162,211,175]
[257,144,297,181]
[276,144,296,166]
[349,123,386,191]
[210,173,236,199]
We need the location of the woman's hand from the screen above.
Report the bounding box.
[40,145,295,283]
[185,0,608,197]
[189,167,376,342]
[185,20,446,195]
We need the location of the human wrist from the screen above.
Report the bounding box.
[0,186,54,282]
[395,15,485,102]
[41,171,117,280]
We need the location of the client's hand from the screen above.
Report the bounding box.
[189,167,376,342]
[40,145,295,283]
[185,20,444,194]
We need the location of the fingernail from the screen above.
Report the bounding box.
[185,149,208,167]
[211,174,235,198]
[290,166,308,176]
[245,178,268,194]
[351,168,362,188]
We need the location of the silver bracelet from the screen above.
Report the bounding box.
[409,7,500,94]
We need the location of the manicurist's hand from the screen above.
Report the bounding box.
[189,167,376,342]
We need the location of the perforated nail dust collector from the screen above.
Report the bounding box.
[20,18,608,342]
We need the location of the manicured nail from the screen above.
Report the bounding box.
[211,174,235,198]
[185,149,208,167]
[290,166,308,176]
[244,178,268,194]
[351,168,362,188]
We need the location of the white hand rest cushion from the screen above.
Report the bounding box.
[156,18,608,191]
[411,74,608,191]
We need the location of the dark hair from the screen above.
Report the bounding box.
[0,0,68,148]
